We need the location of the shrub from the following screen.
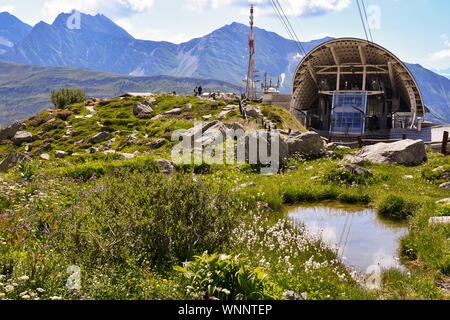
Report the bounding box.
[400,235,418,260]
[337,191,371,204]
[436,204,450,217]
[56,110,74,121]
[324,167,372,185]
[52,171,239,270]
[378,194,420,219]
[51,88,87,109]
[0,195,10,212]
[174,253,278,300]
[421,164,450,184]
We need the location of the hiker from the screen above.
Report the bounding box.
[194,86,198,96]
[198,86,203,96]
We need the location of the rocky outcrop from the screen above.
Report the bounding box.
[218,105,238,120]
[155,159,174,175]
[55,150,66,158]
[133,99,154,117]
[237,130,289,166]
[340,164,373,178]
[146,138,166,149]
[0,121,25,141]
[345,139,426,165]
[151,108,183,120]
[12,131,33,145]
[88,132,112,144]
[286,131,325,157]
[0,152,32,172]
[440,182,450,190]
[245,106,263,118]
[180,121,245,150]
[436,198,450,205]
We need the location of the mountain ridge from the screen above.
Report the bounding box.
[0,62,243,127]
[0,11,448,124]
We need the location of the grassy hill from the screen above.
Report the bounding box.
[0,94,448,301]
[0,62,244,127]
[0,93,303,162]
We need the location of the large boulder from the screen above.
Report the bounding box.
[245,106,263,118]
[146,138,167,149]
[133,100,154,117]
[183,121,246,150]
[237,130,289,167]
[0,121,25,141]
[12,131,33,145]
[345,139,426,165]
[286,131,325,156]
[0,153,32,172]
[88,132,112,144]
[155,159,174,175]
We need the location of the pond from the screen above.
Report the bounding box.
[286,202,409,273]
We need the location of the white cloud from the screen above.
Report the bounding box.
[41,0,155,23]
[429,34,450,62]
[0,5,15,13]
[114,17,201,43]
[185,0,351,17]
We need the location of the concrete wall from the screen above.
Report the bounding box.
[262,93,292,110]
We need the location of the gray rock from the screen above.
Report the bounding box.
[40,153,50,161]
[133,101,154,116]
[55,150,66,158]
[440,182,450,190]
[12,131,33,145]
[224,122,245,132]
[155,159,174,175]
[163,108,182,116]
[0,121,25,141]
[245,106,263,118]
[88,132,112,144]
[340,164,373,178]
[282,291,307,301]
[237,130,289,167]
[181,121,242,150]
[436,198,450,205]
[240,181,256,188]
[345,139,426,165]
[146,138,166,149]
[202,114,213,120]
[0,153,32,172]
[288,165,299,171]
[286,131,325,156]
[120,153,135,159]
[429,217,450,225]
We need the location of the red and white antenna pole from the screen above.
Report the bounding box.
[246,5,257,101]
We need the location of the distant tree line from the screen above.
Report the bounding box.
[51,88,87,109]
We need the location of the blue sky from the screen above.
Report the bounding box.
[1,0,449,74]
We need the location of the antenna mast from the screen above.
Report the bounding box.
[245,5,258,101]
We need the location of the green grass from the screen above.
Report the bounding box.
[0,95,449,300]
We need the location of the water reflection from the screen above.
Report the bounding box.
[287,202,408,273]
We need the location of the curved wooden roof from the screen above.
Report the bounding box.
[291,38,425,118]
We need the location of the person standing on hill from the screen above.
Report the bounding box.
[194,86,198,96]
[198,86,203,96]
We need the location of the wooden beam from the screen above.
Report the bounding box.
[358,46,367,65]
[362,66,367,90]
[317,71,388,75]
[336,66,341,90]
[330,46,341,65]
[388,61,398,95]
[307,64,319,88]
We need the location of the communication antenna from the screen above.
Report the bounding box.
[245,5,259,101]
